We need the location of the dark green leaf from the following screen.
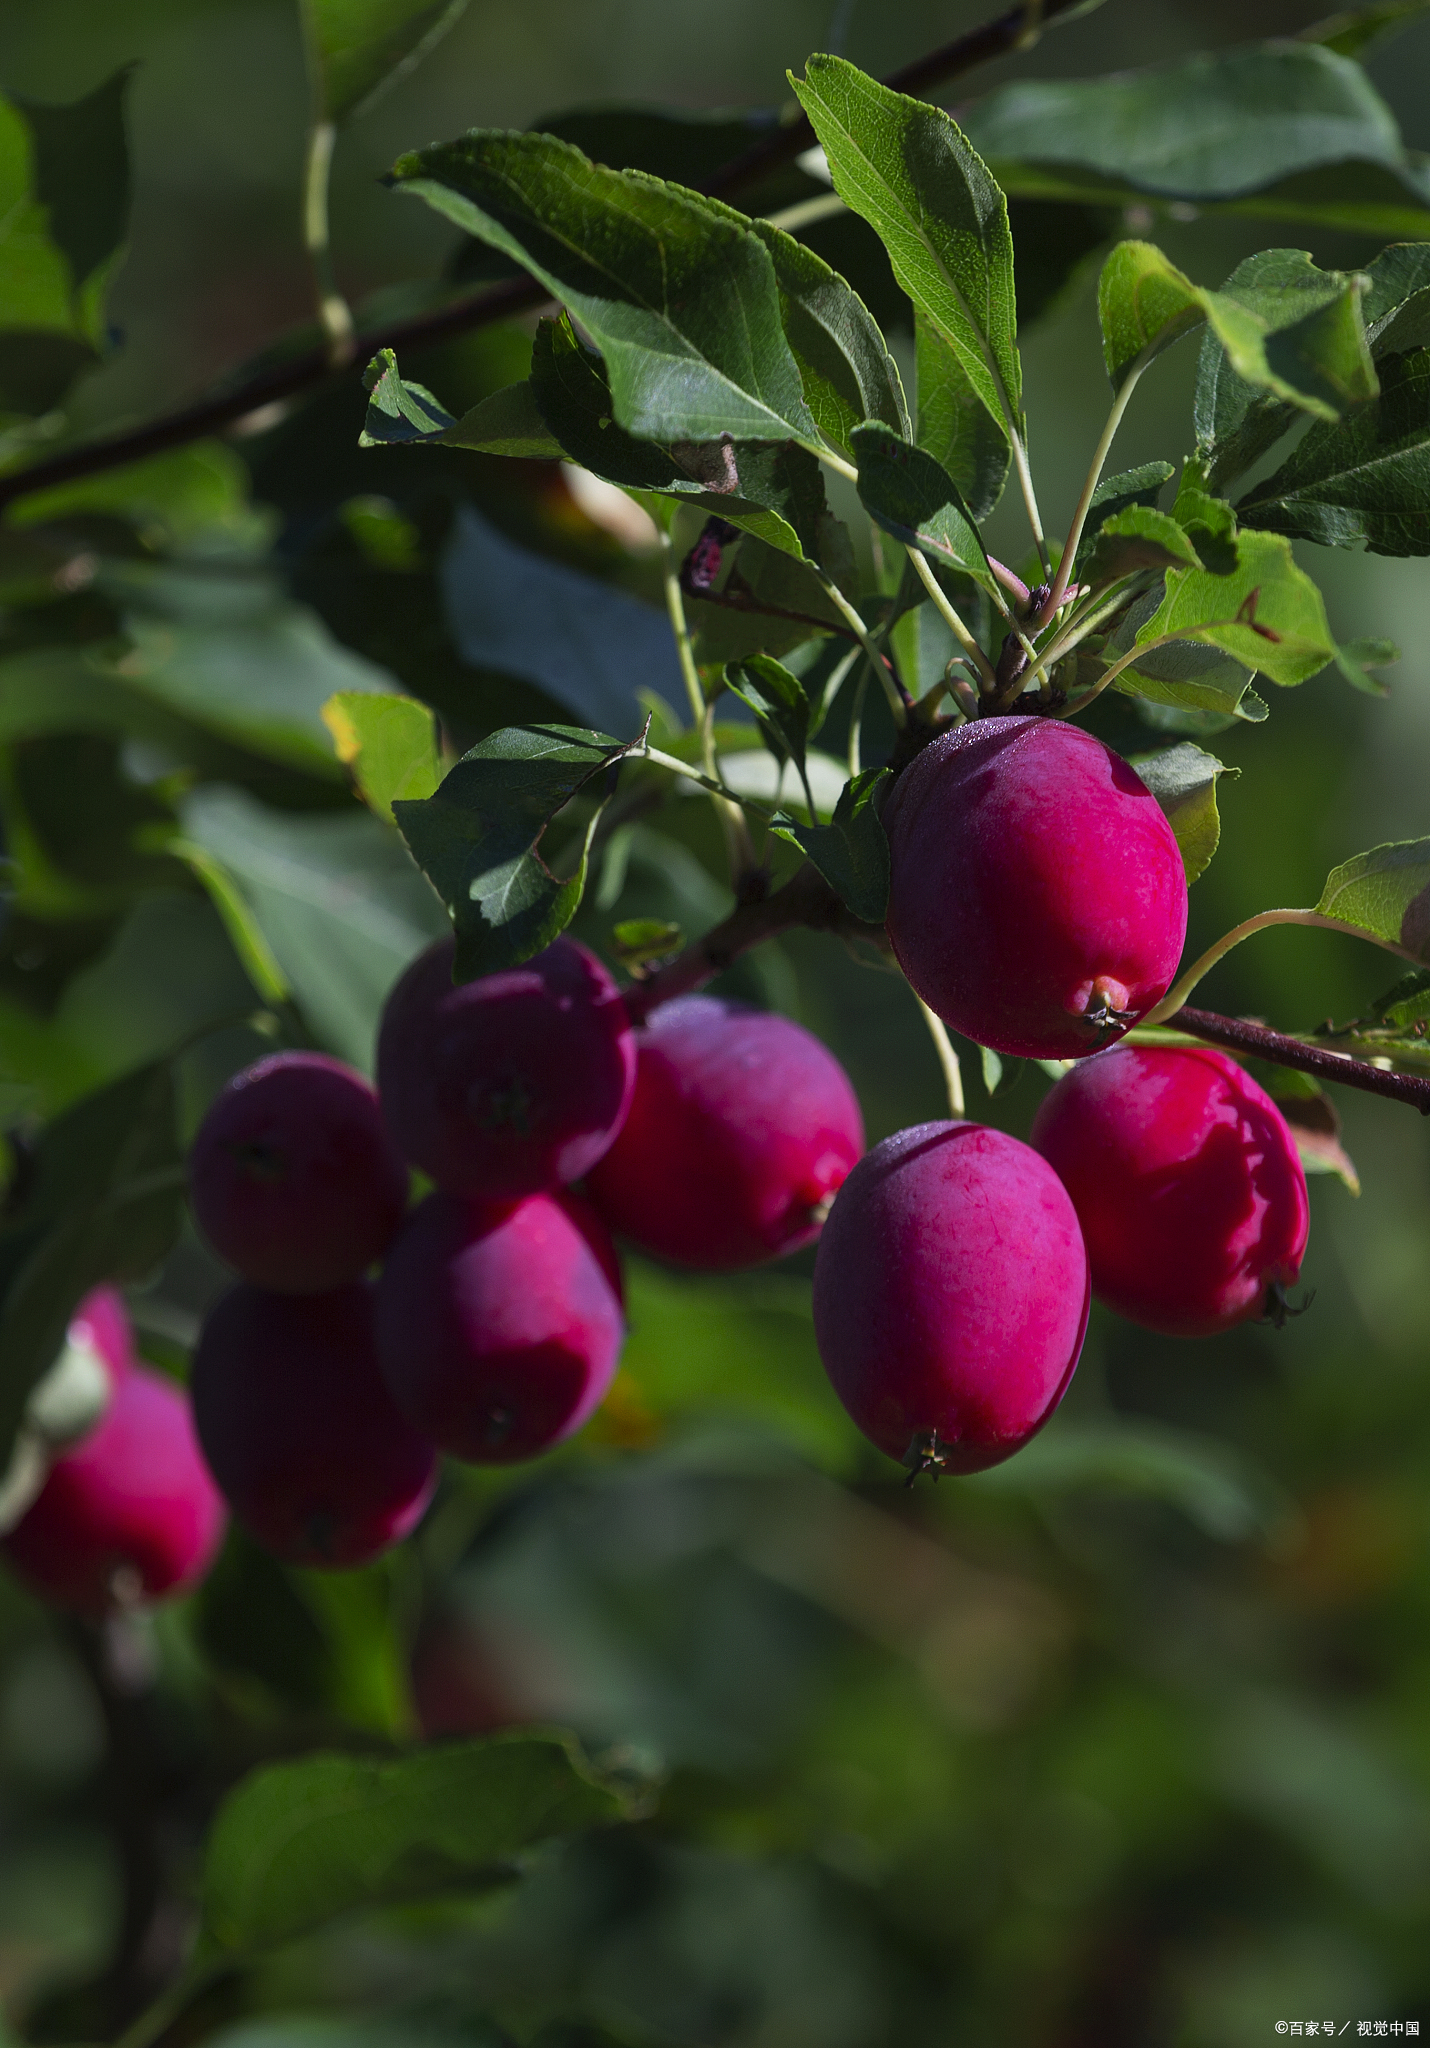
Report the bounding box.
[770,765,889,923]
[1263,1075,1360,1193]
[1133,530,1336,687]
[1302,0,1430,59]
[1195,250,1378,491]
[1081,505,1201,588]
[851,425,995,593]
[1363,241,1430,332]
[725,655,813,798]
[1076,462,1175,561]
[200,1733,628,1957]
[1315,838,1430,960]
[388,131,818,447]
[792,56,1020,477]
[1369,966,1430,1025]
[300,0,469,123]
[747,218,908,458]
[1238,347,1430,555]
[444,379,563,459]
[393,724,637,980]
[913,313,1011,521]
[1127,741,1238,882]
[0,1064,183,1469]
[360,348,457,446]
[1332,635,1399,696]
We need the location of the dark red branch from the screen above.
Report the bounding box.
[1174,1008,1430,1115]
[0,0,1091,514]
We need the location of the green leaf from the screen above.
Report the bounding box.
[388,131,818,448]
[747,217,908,458]
[1369,966,1430,1026]
[322,691,442,824]
[850,425,995,593]
[1127,742,1238,883]
[1332,635,1399,697]
[1081,505,1202,588]
[913,312,1011,521]
[360,348,457,446]
[1362,241,1430,358]
[1263,1075,1360,1194]
[180,786,449,1071]
[791,56,1021,470]
[725,655,813,799]
[199,1733,628,1958]
[1195,249,1379,491]
[770,765,889,923]
[1171,457,1240,573]
[299,0,469,123]
[12,67,132,336]
[1134,529,1336,687]
[979,1044,1025,1100]
[961,42,1420,205]
[1315,838,1430,960]
[1237,346,1430,556]
[0,1064,183,1469]
[1099,242,1376,429]
[444,379,564,459]
[1075,461,1175,561]
[393,724,637,981]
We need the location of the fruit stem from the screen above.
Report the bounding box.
[904,548,997,691]
[660,530,758,878]
[814,570,910,727]
[1145,908,1420,1026]
[1009,427,1053,577]
[302,120,354,366]
[1038,355,1152,625]
[917,1000,966,1117]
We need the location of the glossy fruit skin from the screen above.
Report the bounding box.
[812,1121,1090,1473]
[189,1052,409,1293]
[377,936,636,1200]
[584,996,865,1269]
[191,1283,436,1567]
[375,1191,624,1464]
[4,1323,227,1615]
[883,717,1189,1060]
[1030,1044,1310,1336]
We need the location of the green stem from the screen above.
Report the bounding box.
[1056,628,1206,718]
[114,1963,220,2048]
[814,570,907,727]
[302,121,353,364]
[905,547,997,692]
[660,532,756,877]
[1144,908,1420,1027]
[1038,356,1151,623]
[847,663,870,777]
[642,743,775,816]
[659,531,710,736]
[918,999,966,1118]
[815,446,861,486]
[1008,427,1051,576]
[762,192,847,234]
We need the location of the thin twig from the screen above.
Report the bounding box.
[1175,1008,1430,1114]
[0,0,1095,513]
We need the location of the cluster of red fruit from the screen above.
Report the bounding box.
[1,717,1312,1611]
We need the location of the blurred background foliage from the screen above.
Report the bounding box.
[1,0,1430,2042]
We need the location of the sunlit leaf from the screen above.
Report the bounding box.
[322,691,442,824]
[1315,837,1430,960]
[1127,741,1238,882]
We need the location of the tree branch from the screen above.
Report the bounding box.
[0,0,1092,515]
[1172,1007,1430,1115]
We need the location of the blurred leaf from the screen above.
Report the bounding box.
[1315,836,1430,961]
[200,1734,629,1957]
[1265,1075,1360,1192]
[159,839,294,1007]
[207,2018,513,2048]
[792,58,1020,483]
[1127,742,1238,882]
[322,690,442,823]
[441,504,684,732]
[0,1063,183,1469]
[181,785,448,1069]
[1238,347,1430,555]
[1133,530,1336,687]
[1301,0,1430,58]
[1369,964,1430,1024]
[11,442,252,543]
[961,41,1429,214]
[611,918,681,967]
[300,0,469,123]
[394,724,637,981]
[770,765,889,923]
[339,495,424,571]
[979,1044,1025,1099]
[725,656,813,800]
[12,67,132,325]
[1082,505,1202,587]
[1007,196,1115,331]
[389,132,818,447]
[851,425,995,594]
[971,1420,1289,1543]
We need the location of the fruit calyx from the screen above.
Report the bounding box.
[902,1427,961,1486]
[1261,1281,1315,1330]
